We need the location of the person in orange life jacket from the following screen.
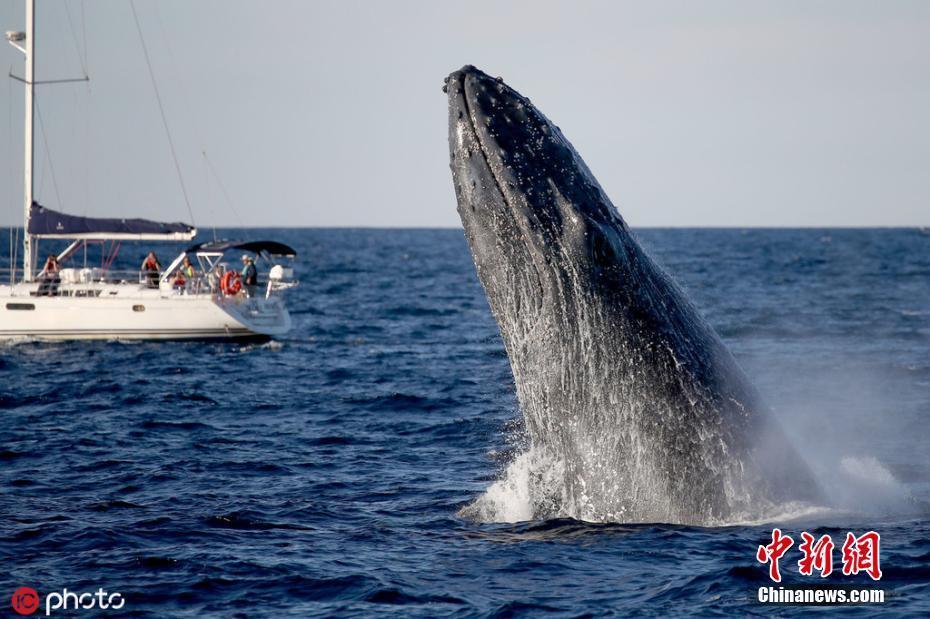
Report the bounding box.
[141,251,161,288]
[40,254,60,276]
[37,253,61,296]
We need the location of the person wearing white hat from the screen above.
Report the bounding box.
[241,254,258,296]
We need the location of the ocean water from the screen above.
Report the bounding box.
[2,228,929,617]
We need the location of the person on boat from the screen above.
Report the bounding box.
[179,256,195,279]
[172,257,196,293]
[141,252,162,288]
[172,269,187,291]
[37,254,61,296]
[241,254,258,296]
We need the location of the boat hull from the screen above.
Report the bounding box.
[0,286,291,341]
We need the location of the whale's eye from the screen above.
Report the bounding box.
[583,226,629,285]
[590,228,616,267]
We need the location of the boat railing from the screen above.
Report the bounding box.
[41,266,294,299]
[50,267,208,295]
[57,267,150,286]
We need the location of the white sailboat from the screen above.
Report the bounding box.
[1,0,296,341]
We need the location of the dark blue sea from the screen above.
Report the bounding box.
[2,228,929,617]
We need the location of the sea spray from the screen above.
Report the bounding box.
[461,448,567,523]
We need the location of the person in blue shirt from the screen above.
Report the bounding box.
[241,254,258,296]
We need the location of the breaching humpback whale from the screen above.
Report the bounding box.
[445,65,819,524]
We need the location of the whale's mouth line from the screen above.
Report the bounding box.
[458,77,515,228]
[456,74,552,288]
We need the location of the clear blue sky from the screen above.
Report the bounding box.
[1,1,928,228]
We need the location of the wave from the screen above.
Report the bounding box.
[462,446,919,527]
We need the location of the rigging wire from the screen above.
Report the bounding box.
[8,226,13,285]
[33,93,65,211]
[81,0,88,71]
[202,150,245,227]
[151,2,231,235]
[204,151,216,241]
[82,0,92,217]
[64,0,91,215]
[63,0,88,78]
[128,0,195,226]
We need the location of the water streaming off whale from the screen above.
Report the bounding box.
[445,65,820,525]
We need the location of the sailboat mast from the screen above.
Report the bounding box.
[22,0,35,281]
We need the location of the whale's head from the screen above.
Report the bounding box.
[445,65,641,334]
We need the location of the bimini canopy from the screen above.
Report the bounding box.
[28,203,196,241]
[186,240,297,257]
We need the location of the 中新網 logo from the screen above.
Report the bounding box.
[757,529,882,582]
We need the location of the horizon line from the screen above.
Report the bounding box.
[0,224,928,231]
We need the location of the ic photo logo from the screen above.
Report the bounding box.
[11,588,39,615]
[10,587,125,616]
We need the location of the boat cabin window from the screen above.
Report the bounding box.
[6,303,36,311]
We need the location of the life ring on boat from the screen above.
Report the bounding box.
[220,270,241,295]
